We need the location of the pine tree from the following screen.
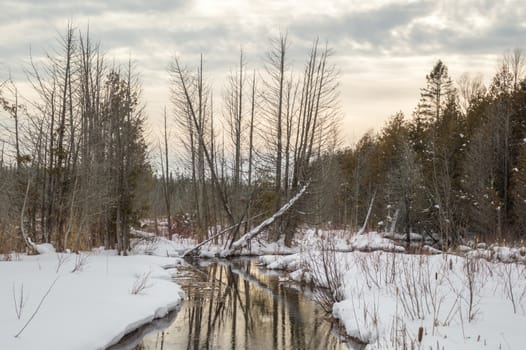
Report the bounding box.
[412,60,463,246]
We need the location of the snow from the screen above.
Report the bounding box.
[26,238,56,254]
[458,244,472,252]
[333,253,526,349]
[193,229,407,258]
[130,235,191,257]
[383,231,424,242]
[259,253,302,271]
[7,221,523,350]
[421,245,442,254]
[35,243,56,254]
[128,229,526,349]
[130,228,155,238]
[0,250,184,350]
[258,239,526,349]
[465,244,526,264]
[171,231,298,258]
[350,231,405,252]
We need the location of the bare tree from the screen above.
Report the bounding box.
[224,49,247,227]
[161,107,172,233]
[170,55,237,241]
[457,73,486,116]
[261,33,288,221]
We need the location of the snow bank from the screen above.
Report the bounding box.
[130,235,190,257]
[175,235,298,258]
[0,251,184,350]
[258,241,526,349]
[465,244,526,264]
[383,232,424,241]
[34,243,56,254]
[237,237,297,256]
[259,253,302,271]
[333,252,526,349]
[130,228,155,238]
[349,231,405,252]
[297,228,405,253]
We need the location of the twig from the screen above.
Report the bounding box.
[130,271,152,295]
[71,254,89,273]
[12,283,26,319]
[55,253,71,273]
[14,276,59,338]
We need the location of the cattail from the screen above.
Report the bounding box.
[417,326,423,343]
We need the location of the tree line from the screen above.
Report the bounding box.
[2,25,525,254]
[0,27,341,253]
[150,48,526,249]
[0,26,150,254]
[336,51,526,247]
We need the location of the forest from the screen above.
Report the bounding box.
[2,25,526,255]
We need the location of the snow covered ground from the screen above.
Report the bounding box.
[134,232,299,258]
[4,226,523,350]
[258,232,526,349]
[0,248,184,350]
[128,230,526,349]
[149,227,406,258]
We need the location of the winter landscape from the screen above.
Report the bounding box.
[2,1,526,349]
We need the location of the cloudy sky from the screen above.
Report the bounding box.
[1,0,526,145]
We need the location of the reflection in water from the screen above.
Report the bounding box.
[136,259,357,350]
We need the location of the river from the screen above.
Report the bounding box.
[110,258,362,350]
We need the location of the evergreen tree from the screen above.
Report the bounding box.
[411,60,462,246]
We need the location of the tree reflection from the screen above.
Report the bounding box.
[136,259,354,350]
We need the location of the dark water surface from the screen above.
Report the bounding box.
[111,258,357,350]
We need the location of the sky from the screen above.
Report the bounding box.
[1,0,526,147]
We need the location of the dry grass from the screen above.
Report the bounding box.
[0,228,25,256]
[70,253,89,273]
[130,271,152,295]
[303,237,347,313]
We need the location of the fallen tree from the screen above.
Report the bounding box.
[182,212,267,258]
[357,189,376,235]
[219,183,310,257]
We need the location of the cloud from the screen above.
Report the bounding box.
[400,1,526,56]
[285,0,526,58]
[3,0,526,68]
[1,0,190,21]
[2,0,526,144]
[289,1,433,51]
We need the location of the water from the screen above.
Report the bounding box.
[111,258,361,350]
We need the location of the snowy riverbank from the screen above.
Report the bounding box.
[333,252,525,349]
[73,228,526,349]
[258,233,526,349]
[0,249,184,350]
